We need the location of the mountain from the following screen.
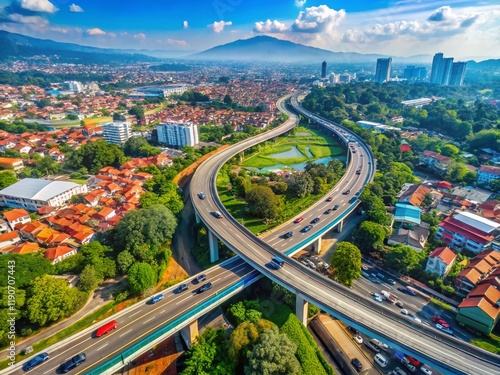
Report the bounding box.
[191,35,387,63]
[0,30,157,63]
[466,59,500,70]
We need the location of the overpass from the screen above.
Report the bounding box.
[5,94,499,375]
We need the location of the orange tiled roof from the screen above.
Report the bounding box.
[11,242,40,254]
[3,208,30,222]
[429,247,457,266]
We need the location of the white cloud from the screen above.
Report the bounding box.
[167,38,188,46]
[50,26,82,34]
[69,4,84,13]
[134,33,146,40]
[295,0,306,7]
[7,13,49,26]
[86,28,106,36]
[210,20,232,33]
[254,19,288,33]
[292,5,346,33]
[183,20,188,29]
[20,0,58,14]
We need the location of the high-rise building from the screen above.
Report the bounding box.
[430,53,455,85]
[374,58,392,83]
[449,62,467,86]
[321,61,327,78]
[102,121,131,144]
[157,121,198,147]
[403,66,428,80]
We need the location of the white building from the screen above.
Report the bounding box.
[65,81,83,93]
[102,121,131,145]
[0,179,88,211]
[425,246,457,277]
[157,121,198,147]
[477,165,500,185]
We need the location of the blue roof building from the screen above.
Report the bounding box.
[394,203,421,225]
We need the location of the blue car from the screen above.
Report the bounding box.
[150,294,164,304]
[196,274,207,283]
[23,352,49,371]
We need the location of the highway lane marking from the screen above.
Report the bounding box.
[119,329,133,337]
[129,311,141,317]
[97,343,108,351]
[160,310,166,314]
[142,316,156,324]
[176,295,193,305]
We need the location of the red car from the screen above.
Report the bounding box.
[294,217,304,223]
[432,317,450,328]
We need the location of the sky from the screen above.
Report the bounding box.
[0,0,499,59]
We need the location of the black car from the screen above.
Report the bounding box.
[343,190,351,195]
[324,208,332,214]
[195,274,206,283]
[333,204,339,210]
[310,217,320,224]
[283,231,293,239]
[176,283,188,293]
[301,225,313,233]
[60,353,86,373]
[197,282,212,293]
[351,358,363,371]
[347,326,359,335]
[198,192,206,199]
[23,352,49,371]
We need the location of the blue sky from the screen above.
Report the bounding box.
[0,0,499,58]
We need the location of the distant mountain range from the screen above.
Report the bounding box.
[0,30,498,68]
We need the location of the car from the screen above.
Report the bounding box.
[196,274,206,283]
[343,189,351,195]
[197,282,212,293]
[362,265,369,271]
[435,323,454,335]
[333,204,339,210]
[324,208,332,214]
[387,278,396,285]
[405,356,422,367]
[408,314,422,323]
[369,276,380,284]
[351,358,362,371]
[401,357,417,373]
[60,353,86,373]
[301,225,313,233]
[198,192,206,199]
[420,367,433,375]
[269,257,285,269]
[326,196,333,202]
[401,309,409,315]
[370,338,389,351]
[176,283,188,293]
[347,326,359,335]
[213,211,223,219]
[23,352,49,371]
[374,353,388,368]
[391,367,408,375]
[355,170,361,175]
[294,217,304,223]
[395,301,404,308]
[373,293,383,302]
[432,316,450,328]
[353,335,363,344]
[283,231,293,239]
[150,294,164,304]
[311,217,320,224]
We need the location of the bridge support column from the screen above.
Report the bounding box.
[180,320,199,348]
[195,212,200,224]
[312,236,322,255]
[295,294,308,326]
[208,230,219,262]
[336,219,344,233]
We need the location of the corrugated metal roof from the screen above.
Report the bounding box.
[454,211,500,234]
[0,178,81,201]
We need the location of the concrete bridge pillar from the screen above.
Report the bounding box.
[296,294,308,326]
[180,320,199,348]
[336,219,344,233]
[312,237,322,255]
[195,211,200,224]
[208,230,219,262]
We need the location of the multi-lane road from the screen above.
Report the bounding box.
[190,92,500,375]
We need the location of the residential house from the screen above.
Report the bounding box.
[0,157,24,172]
[36,227,70,247]
[387,222,430,252]
[455,250,500,296]
[0,231,21,250]
[16,221,48,242]
[3,208,31,230]
[0,218,10,234]
[477,165,500,186]
[44,245,78,264]
[397,184,431,207]
[457,284,500,335]
[421,150,450,172]
[425,247,457,276]
[10,242,40,255]
[92,207,116,222]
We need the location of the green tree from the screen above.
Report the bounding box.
[353,221,386,252]
[113,205,177,263]
[80,241,116,279]
[230,319,274,362]
[35,156,60,176]
[113,112,126,121]
[67,140,126,174]
[384,245,421,273]
[0,254,54,289]
[287,172,314,198]
[26,275,80,326]
[78,265,101,292]
[123,136,150,157]
[128,105,145,118]
[223,94,233,105]
[0,170,17,189]
[116,250,135,274]
[245,326,300,375]
[330,242,362,287]
[127,262,157,295]
[246,185,282,220]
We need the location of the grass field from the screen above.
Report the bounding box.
[82,117,112,126]
[471,333,500,354]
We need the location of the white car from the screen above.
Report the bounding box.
[435,323,454,335]
[353,335,363,344]
[400,309,409,315]
[374,353,388,368]
[370,338,389,351]
[420,367,433,375]
[373,293,383,302]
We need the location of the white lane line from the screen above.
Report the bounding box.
[97,343,108,351]
[142,316,156,324]
[160,310,166,314]
[129,311,141,317]
[176,295,192,305]
[120,329,133,337]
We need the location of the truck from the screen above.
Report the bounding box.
[380,290,398,304]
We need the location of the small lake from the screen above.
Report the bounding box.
[269,146,313,159]
[250,155,347,173]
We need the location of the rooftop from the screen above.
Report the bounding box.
[454,211,500,234]
[0,178,82,201]
[394,203,421,225]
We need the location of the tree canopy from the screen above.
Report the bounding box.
[127,262,157,295]
[384,245,423,273]
[246,185,282,220]
[67,140,126,174]
[329,242,362,287]
[353,221,387,252]
[0,170,17,189]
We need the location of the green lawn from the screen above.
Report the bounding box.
[471,333,500,354]
[68,178,88,185]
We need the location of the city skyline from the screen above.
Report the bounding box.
[0,1,497,59]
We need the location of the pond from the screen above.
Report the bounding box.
[269,146,304,159]
[251,155,347,173]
